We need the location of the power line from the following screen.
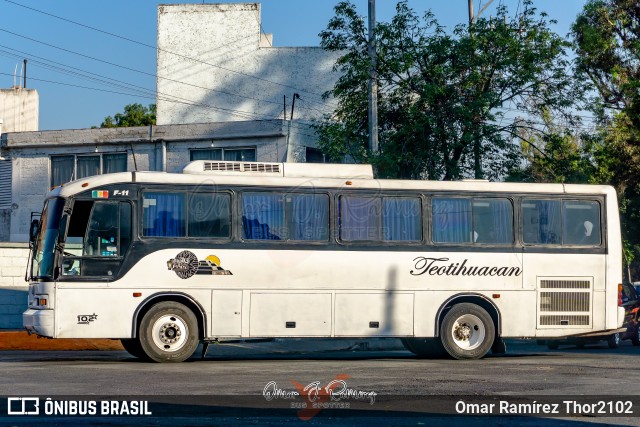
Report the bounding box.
[3,0,339,107]
[0,70,321,139]
[0,36,334,117]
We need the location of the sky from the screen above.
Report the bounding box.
[0,0,590,131]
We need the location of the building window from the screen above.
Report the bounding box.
[190,147,256,162]
[50,153,127,187]
[306,147,326,163]
[0,159,12,209]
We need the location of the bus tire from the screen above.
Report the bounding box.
[607,333,620,349]
[401,338,445,358]
[440,303,494,360]
[139,302,199,363]
[632,328,640,346]
[120,338,148,360]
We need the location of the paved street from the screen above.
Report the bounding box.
[0,338,639,426]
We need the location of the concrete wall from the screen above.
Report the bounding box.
[0,243,29,329]
[0,88,38,132]
[156,3,341,126]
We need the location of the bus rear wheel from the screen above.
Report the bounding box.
[440,303,495,360]
[607,333,620,349]
[139,302,199,363]
[401,338,445,358]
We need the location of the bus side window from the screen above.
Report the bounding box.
[432,198,472,243]
[522,199,561,244]
[142,192,186,237]
[339,196,382,241]
[563,201,601,245]
[188,193,231,238]
[242,193,284,240]
[287,194,329,241]
[472,198,514,244]
[85,202,119,256]
[382,197,422,241]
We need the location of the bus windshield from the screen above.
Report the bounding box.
[31,198,65,279]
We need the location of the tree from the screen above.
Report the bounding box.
[100,103,156,128]
[572,0,640,278]
[315,0,580,180]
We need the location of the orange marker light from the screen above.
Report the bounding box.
[133,292,142,298]
[492,294,500,299]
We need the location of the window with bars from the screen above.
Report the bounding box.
[190,147,256,162]
[50,153,127,187]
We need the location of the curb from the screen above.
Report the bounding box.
[0,331,124,351]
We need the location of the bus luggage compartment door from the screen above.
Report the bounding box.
[249,293,331,336]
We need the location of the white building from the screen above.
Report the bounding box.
[156,3,341,160]
[0,87,39,133]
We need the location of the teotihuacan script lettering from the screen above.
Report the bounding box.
[410,257,522,277]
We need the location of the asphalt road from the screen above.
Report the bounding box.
[0,338,639,426]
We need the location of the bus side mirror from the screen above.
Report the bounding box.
[29,219,39,243]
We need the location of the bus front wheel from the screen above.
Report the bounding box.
[440,303,495,360]
[139,302,200,363]
[120,338,147,360]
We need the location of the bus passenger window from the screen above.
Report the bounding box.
[143,192,186,237]
[383,197,422,241]
[432,198,472,243]
[522,199,561,244]
[472,199,513,244]
[242,193,284,240]
[339,197,382,241]
[563,201,601,245]
[288,194,329,241]
[188,193,231,238]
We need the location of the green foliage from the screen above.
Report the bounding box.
[315,0,579,180]
[572,0,640,278]
[504,109,597,184]
[100,103,156,128]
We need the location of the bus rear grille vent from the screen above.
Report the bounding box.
[539,292,590,312]
[539,315,590,326]
[540,279,590,289]
[537,277,592,329]
[203,162,241,172]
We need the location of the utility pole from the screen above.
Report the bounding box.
[290,93,300,120]
[368,0,379,153]
[468,0,494,179]
[469,0,479,179]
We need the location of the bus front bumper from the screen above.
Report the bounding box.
[23,309,54,337]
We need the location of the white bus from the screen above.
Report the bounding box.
[24,161,625,362]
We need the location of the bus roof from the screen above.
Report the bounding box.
[48,161,617,199]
